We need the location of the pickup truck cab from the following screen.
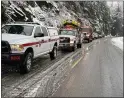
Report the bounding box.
[1,22,59,74]
[59,28,82,51]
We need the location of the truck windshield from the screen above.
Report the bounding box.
[2,25,34,36]
[59,30,76,36]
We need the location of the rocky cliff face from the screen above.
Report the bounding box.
[2,1,121,35]
[1,1,78,27]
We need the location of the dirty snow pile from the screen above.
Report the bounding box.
[111,37,123,50]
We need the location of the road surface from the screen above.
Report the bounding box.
[2,38,123,97]
[2,40,93,97]
[53,38,123,97]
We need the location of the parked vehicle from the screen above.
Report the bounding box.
[101,34,105,38]
[81,26,93,43]
[1,22,59,74]
[59,20,82,51]
[98,34,102,38]
[59,29,82,51]
[92,33,95,40]
[93,33,99,39]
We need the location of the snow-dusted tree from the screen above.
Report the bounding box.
[78,1,112,35]
[110,2,123,36]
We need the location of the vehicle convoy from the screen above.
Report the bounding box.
[59,20,82,51]
[1,22,59,74]
[81,26,93,43]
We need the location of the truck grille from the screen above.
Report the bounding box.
[60,37,70,43]
[1,41,11,53]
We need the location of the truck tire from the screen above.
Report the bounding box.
[20,52,33,74]
[87,39,90,43]
[77,43,82,48]
[50,46,57,60]
[71,43,76,51]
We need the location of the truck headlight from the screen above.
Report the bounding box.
[70,41,74,43]
[86,34,90,36]
[11,44,24,51]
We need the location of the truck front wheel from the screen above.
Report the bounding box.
[87,39,90,43]
[50,46,57,60]
[20,52,33,74]
[71,43,76,51]
[77,43,82,48]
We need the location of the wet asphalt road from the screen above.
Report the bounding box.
[53,38,123,97]
[2,40,93,97]
[1,49,69,97]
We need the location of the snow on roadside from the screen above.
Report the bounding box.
[111,37,123,50]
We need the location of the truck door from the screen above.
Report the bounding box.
[75,30,79,44]
[33,26,44,55]
[41,26,51,52]
[47,28,58,50]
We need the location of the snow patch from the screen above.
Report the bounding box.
[111,37,123,50]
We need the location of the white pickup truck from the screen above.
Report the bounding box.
[1,22,59,74]
[59,28,82,51]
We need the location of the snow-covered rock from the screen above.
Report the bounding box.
[1,1,79,27]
